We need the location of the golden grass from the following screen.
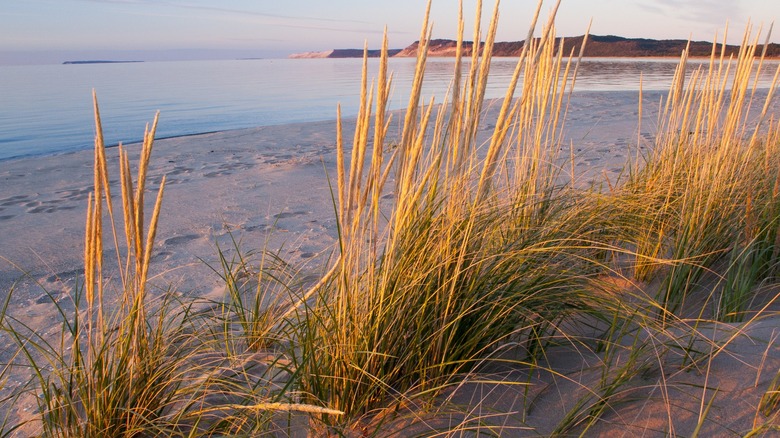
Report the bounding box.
[1,0,780,436]
[0,95,339,436]
[621,25,780,321]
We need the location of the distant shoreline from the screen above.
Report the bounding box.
[62,60,144,65]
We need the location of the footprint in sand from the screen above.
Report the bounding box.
[263,153,304,165]
[273,211,307,219]
[27,201,78,214]
[169,166,194,176]
[46,268,83,283]
[163,234,200,246]
[202,161,257,178]
[151,250,174,262]
[244,224,273,232]
[164,166,194,184]
[55,187,91,202]
[0,195,31,207]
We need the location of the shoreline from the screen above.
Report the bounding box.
[0,89,658,164]
[0,90,677,333]
[3,58,779,162]
[0,91,646,301]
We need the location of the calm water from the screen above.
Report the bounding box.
[1,57,778,161]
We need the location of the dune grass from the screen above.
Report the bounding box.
[1,0,780,436]
[289,0,614,429]
[0,96,337,437]
[621,29,780,322]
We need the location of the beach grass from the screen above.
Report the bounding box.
[0,98,337,436]
[2,0,780,435]
[290,0,612,427]
[621,30,780,322]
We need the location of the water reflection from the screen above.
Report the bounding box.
[412,57,780,94]
[1,57,778,160]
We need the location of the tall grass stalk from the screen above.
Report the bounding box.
[623,26,780,320]
[2,2,780,436]
[0,96,335,436]
[0,95,188,436]
[289,0,626,430]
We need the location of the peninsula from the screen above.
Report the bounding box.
[62,60,143,65]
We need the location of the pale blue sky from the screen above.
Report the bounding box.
[2,0,779,65]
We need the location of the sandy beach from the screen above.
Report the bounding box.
[0,91,655,305]
[1,89,779,436]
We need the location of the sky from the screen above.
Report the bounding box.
[2,0,780,65]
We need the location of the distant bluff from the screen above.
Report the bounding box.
[289,48,402,59]
[290,35,780,58]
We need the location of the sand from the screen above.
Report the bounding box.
[1,90,778,436]
[0,91,653,303]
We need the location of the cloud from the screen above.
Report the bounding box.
[80,0,369,26]
[71,0,393,37]
[639,0,743,25]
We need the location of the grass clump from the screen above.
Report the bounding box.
[289,0,618,431]
[2,0,780,436]
[0,96,332,437]
[211,234,297,353]
[0,100,194,436]
[620,27,780,321]
[288,3,780,433]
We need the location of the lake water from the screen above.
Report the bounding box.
[1,57,778,161]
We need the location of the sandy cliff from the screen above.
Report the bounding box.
[291,34,780,59]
